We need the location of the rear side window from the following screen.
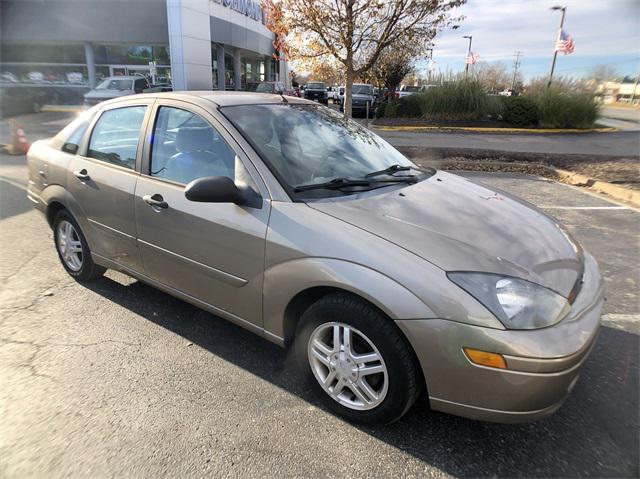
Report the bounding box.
[150,106,236,184]
[87,106,147,170]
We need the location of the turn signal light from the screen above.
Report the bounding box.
[463,348,507,369]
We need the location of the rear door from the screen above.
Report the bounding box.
[67,100,153,271]
[134,100,271,328]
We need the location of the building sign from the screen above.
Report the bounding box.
[211,0,266,24]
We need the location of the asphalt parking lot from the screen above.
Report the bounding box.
[0,112,638,478]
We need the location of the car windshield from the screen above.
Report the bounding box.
[96,79,133,91]
[307,83,325,89]
[222,104,421,199]
[353,85,373,95]
[402,86,421,92]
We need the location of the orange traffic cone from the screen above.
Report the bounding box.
[4,119,30,155]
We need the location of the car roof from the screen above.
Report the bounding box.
[99,91,314,108]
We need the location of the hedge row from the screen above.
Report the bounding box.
[378,81,600,129]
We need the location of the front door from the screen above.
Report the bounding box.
[67,102,152,271]
[134,102,271,327]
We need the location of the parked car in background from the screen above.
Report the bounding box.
[303,82,328,104]
[398,85,425,98]
[27,91,603,426]
[327,86,339,102]
[499,89,519,97]
[340,83,376,117]
[246,81,287,95]
[83,76,167,106]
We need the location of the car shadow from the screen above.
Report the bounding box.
[83,274,639,478]
[0,177,31,220]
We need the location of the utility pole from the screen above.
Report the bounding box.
[547,6,566,87]
[511,51,522,90]
[463,35,473,77]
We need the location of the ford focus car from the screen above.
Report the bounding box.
[26,92,603,425]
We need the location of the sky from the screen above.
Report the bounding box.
[417,0,640,82]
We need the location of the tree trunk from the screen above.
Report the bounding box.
[344,60,354,119]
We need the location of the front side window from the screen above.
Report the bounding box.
[222,104,418,198]
[150,106,236,185]
[87,106,147,169]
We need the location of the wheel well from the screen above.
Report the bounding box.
[282,286,389,348]
[46,201,66,227]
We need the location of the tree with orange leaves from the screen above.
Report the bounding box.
[261,0,464,117]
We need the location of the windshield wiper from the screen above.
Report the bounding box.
[365,164,436,178]
[294,176,417,193]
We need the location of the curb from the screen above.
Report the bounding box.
[371,124,617,134]
[41,105,85,113]
[553,168,640,206]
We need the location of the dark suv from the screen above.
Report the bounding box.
[303,82,328,104]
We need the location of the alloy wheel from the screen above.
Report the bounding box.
[307,322,388,411]
[56,220,83,272]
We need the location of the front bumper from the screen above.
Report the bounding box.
[397,252,604,423]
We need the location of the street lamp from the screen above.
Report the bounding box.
[547,6,567,87]
[463,35,473,77]
[426,48,434,83]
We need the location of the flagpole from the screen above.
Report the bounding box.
[547,6,566,87]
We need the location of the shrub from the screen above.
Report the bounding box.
[375,101,387,119]
[383,101,399,118]
[395,95,423,117]
[381,80,497,121]
[524,85,600,129]
[502,96,538,126]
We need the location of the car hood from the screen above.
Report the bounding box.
[308,171,583,297]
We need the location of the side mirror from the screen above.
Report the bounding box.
[62,142,79,154]
[184,176,246,205]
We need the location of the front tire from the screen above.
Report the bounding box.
[295,292,423,425]
[53,209,106,282]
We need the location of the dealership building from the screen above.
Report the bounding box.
[0,0,288,92]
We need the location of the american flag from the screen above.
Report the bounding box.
[465,52,479,64]
[555,29,575,54]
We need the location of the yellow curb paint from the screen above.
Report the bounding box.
[41,105,85,113]
[372,125,617,134]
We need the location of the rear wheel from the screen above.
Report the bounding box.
[295,292,423,424]
[53,209,105,282]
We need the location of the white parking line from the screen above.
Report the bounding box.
[540,206,630,210]
[601,314,640,334]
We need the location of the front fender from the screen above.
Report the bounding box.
[263,257,437,341]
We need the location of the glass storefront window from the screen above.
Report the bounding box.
[0,44,85,64]
[93,44,170,66]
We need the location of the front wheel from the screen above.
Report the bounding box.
[295,292,423,424]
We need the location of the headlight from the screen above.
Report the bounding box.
[447,272,570,330]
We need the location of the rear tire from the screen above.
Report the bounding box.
[295,292,423,425]
[53,209,106,282]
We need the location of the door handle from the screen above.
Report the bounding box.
[143,194,168,209]
[73,169,90,181]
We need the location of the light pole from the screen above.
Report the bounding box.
[463,35,473,77]
[426,48,434,84]
[547,6,566,87]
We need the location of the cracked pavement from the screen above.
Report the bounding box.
[0,112,638,478]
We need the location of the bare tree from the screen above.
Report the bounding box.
[262,0,464,117]
[589,64,619,83]
[473,61,511,93]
